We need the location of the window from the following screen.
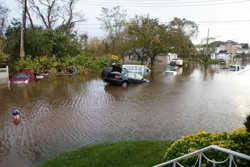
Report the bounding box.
[135,73,143,80]
[123,66,134,70]
[126,73,135,78]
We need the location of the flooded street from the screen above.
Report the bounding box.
[1,63,250,167]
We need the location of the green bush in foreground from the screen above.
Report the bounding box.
[40,140,173,167]
[164,127,250,167]
[244,114,250,133]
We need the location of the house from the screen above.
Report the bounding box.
[209,41,250,63]
[241,43,250,55]
[0,66,9,88]
[123,48,150,65]
[216,50,229,62]
[123,50,179,67]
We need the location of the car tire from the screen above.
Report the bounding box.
[122,81,128,87]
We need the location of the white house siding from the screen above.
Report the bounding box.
[123,53,168,66]
[0,66,9,88]
[0,66,9,79]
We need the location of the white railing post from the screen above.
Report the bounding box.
[153,145,250,167]
[198,153,202,167]
[229,154,233,167]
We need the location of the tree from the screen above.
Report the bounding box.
[167,17,198,58]
[20,0,27,60]
[0,3,9,67]
[168,17,198,39]
[59,0,86,35]
[125,15,170,67]
[29,0,59,29]
[0,4,9,39]
[88,37,102,55]
[97,5,127,55]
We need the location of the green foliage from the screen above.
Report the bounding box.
[244,114,250,133]
[40,140,173,167]
[126,15,169,66]
[4,20,21,62]
[166,17,198,58]
[4,21,83,63]
[164,128,250,167]
[14,55,64,73]
[184,58,220,64]
[97,6,127,55]
[0,39,10,67]
[206,58,220,64]
[14,55,40,72]
[72,53,118,73]
[12,52,118,74]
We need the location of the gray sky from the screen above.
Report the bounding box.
[4,0,250,45]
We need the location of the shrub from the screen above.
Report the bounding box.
[164,128,250,167]
[244,114,250,133]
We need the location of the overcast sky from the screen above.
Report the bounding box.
[4,0,250,45]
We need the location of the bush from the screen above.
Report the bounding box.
[14,55,62,73]
[164,128,250,167]
[72,53,120,73]
[244,114,250,133]
[11,52,121,74]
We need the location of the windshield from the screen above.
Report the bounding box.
[14,73,29,79]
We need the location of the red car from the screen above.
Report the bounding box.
[10,69,35,84]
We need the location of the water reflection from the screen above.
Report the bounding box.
[1,63,250,166]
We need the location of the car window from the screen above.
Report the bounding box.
[123,66,134,70]
[134,73,143,80]
[14,73,29,78]
[126,73,135,78]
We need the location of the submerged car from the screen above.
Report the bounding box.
[228,65,244,71]
[10,68,35,84]
[102,68,149,87]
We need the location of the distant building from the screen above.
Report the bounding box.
[123,48,179,66]
[197,40,250,63]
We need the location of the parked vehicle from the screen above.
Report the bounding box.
[10,68,35,84]
[170,58,183,67]
[163,70,177,76]
[228,65,244,71]
[167,66,179,71]
[64,65,77,75]
[102,68,149,87]
[122,65,151,76]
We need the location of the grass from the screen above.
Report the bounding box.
[39,140,173,167]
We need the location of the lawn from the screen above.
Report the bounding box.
[39,140,173,167]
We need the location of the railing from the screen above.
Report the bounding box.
[153,145,250,167]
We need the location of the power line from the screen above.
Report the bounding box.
[77,19,250,25]
[77,0,250,7]
[196,20,250,24]
[80,0,227,5]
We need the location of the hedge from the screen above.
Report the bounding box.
[164,127,250,167]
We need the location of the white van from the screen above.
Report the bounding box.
[122,65,151,76]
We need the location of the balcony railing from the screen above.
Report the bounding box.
[153,145,250,167]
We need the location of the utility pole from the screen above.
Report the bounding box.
[205,29,210,63]
[20,0,27,60]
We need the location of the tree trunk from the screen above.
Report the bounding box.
[20,0,27,60]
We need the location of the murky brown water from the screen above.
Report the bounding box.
[1,62,250,167]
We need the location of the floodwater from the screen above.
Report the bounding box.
[1,62,250,167]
